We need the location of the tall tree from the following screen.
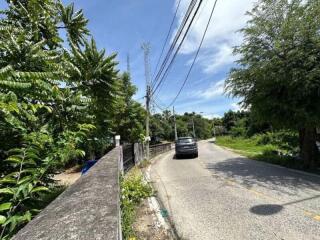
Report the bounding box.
[226,0,320,169]
[0,0,116,237]
[68,39,119,158]
[113,72,145,143]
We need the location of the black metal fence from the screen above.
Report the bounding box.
[122,144,135,172]
[121,142,173,173]
[150,143,172,158]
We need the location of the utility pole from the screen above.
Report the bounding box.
[141,43,151,159]
[192,116,196,138]
[173,106,178,141]
[213,121,216,137]
[126,53,131,75]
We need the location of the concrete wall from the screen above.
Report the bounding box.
[13,147,121,240]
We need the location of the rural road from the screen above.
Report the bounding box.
[149,140,320,240]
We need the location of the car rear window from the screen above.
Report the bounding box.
[177,138,194,144]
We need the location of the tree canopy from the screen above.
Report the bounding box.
[149,111,213,142]
[0,0,145,237]
[226,0,320,168]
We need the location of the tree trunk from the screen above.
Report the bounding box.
[299,127,319,169]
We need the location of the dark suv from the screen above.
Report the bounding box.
[175,137,198,158]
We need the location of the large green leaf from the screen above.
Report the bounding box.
[0,203,12,212]
[5,156,22,164]
[0,188,14,195]
[0,215,6,224]
[31,186,49,193]
[0,177,16,184]
[17,176,32,185]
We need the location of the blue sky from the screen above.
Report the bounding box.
[0,0,255,118]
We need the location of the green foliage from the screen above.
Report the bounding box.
[226,0,320,168]
[229,118,248,137]
[120,169,152,239]
[0,0,144,237]
[254,131,299,152]
[222,110,246,132]
[58,2,89,45]
[220,110,270,137]
[216,136,277,158]
[112,73,146,143]
[216,135,309,171]
[150,111,213,141]
[0,123,90,238]
[227,0,320,128]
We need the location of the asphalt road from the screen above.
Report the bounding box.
[149,140,320,240]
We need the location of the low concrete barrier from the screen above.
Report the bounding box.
[13,147,121,240]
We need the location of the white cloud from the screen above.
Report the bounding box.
[175,0,255,73]
[231,102,241,111]
[201,44,236,74]
[203,113,222,119]
[230,102,249,111]
[197,79,225,99]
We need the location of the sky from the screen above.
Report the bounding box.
[0,0,256,118]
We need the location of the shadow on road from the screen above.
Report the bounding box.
[206,157,320,194]
[173,154,198,160]
[250,204,283,216]
[250,195,320,216]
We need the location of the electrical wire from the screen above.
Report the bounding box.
[152,0,210,101]
[151,0,197,89]
[152,0,182,80]
[152,0,204,96]
[152,98,166,112]
[167,0,219,108]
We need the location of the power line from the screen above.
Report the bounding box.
[153,95,167,108]
[154,0,209,95]
[152,0,198,89]
[152,98,166,112]
[152,0,182,80]
[151,0,198,89]
[151,0,204,96]
[152,0,210,101]
[167,0,219,108]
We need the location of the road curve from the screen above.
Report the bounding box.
[149,140,320,240]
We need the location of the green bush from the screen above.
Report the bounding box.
[253,133,272,145]
[0,0,147,237]
[120,169,152,240]
[255,131,299,152]
[229,118,248,137]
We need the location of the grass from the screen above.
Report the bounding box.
[216,136,277,158]
[137,159,151,169]
[215,136,308,170]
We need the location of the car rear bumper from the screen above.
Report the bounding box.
[175,148,198,155]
